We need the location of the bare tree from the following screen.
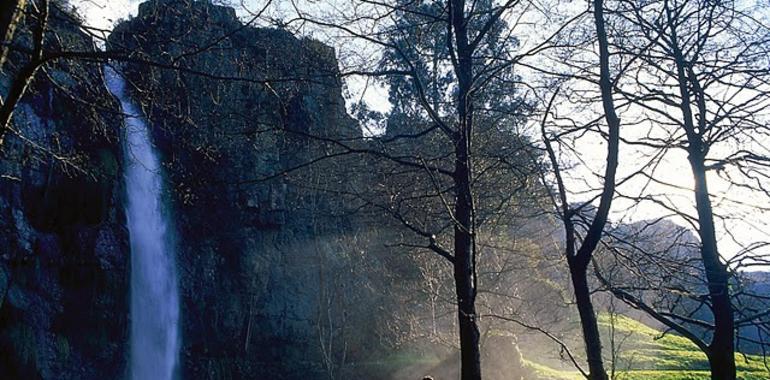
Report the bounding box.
[0,0,27,69]
[535,0,623,377]
[587,1,770,379]
[1,0,50,146]
[278,1,564,378]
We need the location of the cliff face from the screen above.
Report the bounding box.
[109,1,364,378]
[1,1,446,378]
[0,5,128,379]
[0,0,394,377]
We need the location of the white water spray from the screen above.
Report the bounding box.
[105,66,180,380]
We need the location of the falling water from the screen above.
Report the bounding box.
[105,65,180,380]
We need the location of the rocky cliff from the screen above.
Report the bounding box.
[1,2,533,379]
[109,1,368,378]
[0,1,401,378]
[0,4,128,379]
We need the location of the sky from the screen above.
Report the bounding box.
[70,0,140,30]
[70,0,770,267]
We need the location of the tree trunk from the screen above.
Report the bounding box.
[453,135,482,380]
[561,1,615,379]
[665,2,737,374]
[454,246,482,380]
[1,0,42,148]
[690,153,736,380]
[570,261,609,380]
[449,1,482,378]
[707,347,736,380]
[0,0,27,70]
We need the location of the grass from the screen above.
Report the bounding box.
[524,314,770,380]
[363,314,769,379]
[524,359,583,380]
[524,368,770,380]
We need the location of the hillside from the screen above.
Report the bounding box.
[527,315,770,380]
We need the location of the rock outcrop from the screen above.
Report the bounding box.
[0,4,128,379]
[109,1,364,378]
[1,2,482,379]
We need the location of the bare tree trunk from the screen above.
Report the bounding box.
[665,1,736,375]
[449,0,482,378]
[0,0,27,70]
[706,347,736,380]
[453,131,482,380]
[558,1,619,379]
[570,261,609,380]
[0,60,38,144]
[1,0,45,147]
[690,152,736,380]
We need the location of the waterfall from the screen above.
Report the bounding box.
[105,66,180,380]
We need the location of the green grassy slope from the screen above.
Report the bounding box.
[526,315,770,380]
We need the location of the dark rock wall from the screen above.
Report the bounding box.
[0,2,508,379]
[0,4,128,379]
[109,1,364,378]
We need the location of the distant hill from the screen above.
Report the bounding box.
[745,271,770,295]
